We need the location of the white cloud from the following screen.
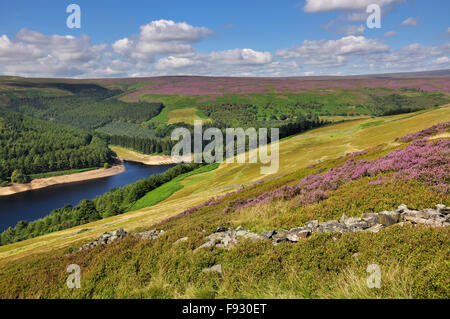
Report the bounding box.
[208,48,272,65]
[154,56,199,70]
[0,29,106,77]
[277,35,450,74]
[338,24,365,35]
[384,31,397,37]
[153,48,273,75]
[303,0,405,13]
[401,17,420,26]
[113,19,213,61]
[435,56,449,65]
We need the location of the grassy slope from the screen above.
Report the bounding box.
[130,163,219,211]
[0,107,449,298]
[0,106,449,267]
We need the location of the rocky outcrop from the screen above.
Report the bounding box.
[195,204,449,250]
[78,228,127,251]
[194,226,264,251]
[78,228,166,251]
[133,229,166,240]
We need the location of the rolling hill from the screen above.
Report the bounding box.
[0,105,448,298]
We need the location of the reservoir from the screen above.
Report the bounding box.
[0,161,175,232]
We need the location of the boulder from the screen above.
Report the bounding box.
[174,236,188,244]
[261,230,275,239]
[287,229,311,242]
[362,213,379,227]
[305,220,319,231]
[367,224,385,233]
[318,220,344,233]
[378,211,400,226]
[202,264,223,276]
[272,229,289,243]
[436,204,450,214]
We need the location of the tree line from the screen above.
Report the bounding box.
[0,109,114,185]
[0,163,204,245]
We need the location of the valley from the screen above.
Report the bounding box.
[0,74,449,299]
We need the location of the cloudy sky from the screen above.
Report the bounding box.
[0,0,449,78]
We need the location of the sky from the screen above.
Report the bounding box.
[0,0,449,78]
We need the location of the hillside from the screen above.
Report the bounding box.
[0,109,114,185]
[0,106,448,298]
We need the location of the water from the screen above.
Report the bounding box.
[0,161,175,231]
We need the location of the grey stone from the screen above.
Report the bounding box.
[202,264,223,276]
[287,229,311,242]
[367,224,385,233]
[362,213,379,227]
[378,211,400,226]
[174,236,188,244]
[272,229,289,243]
[436,204,450,214]
[216,226,226,232]
[261,230,275,239]
[305,220,319,230]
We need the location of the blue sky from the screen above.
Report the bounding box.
[0,0,449,77]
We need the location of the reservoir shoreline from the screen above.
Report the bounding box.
[0,163,126,197]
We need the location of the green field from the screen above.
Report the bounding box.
[130,163,219,211]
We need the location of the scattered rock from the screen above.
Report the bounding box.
[79,228,128,251]
[367,224,385,233]
[260,230,275,239]
[378,211,400,226]
[174,236,188,244]
[287,229,311,242]
[134,229,166,240]
[202,264,223,276]
[79,204,449,253]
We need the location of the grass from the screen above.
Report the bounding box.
[0,106,449,275]
[130,163,219,211]
[167,107,210,125]
[110,145,166,161]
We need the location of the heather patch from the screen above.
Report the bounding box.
[396,121,450,142]
[224,124,449,212]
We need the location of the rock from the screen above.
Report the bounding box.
[195,240,215,251]
[396,204,408,212]
[403,216,444,227]
[111,228,126,238]
[134,229,166,240]
[378,211,400,226]
[362,213,378,227]
[202,264,223,276]
[287,229,311,242]
[367,224,385,233]
[436,204,450,214]
[261,230,275,239]
[305,220,319,230]
[318,220,344,233]
[216,226,226,232]
[272,229,289,243]
[174,236,188,244]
